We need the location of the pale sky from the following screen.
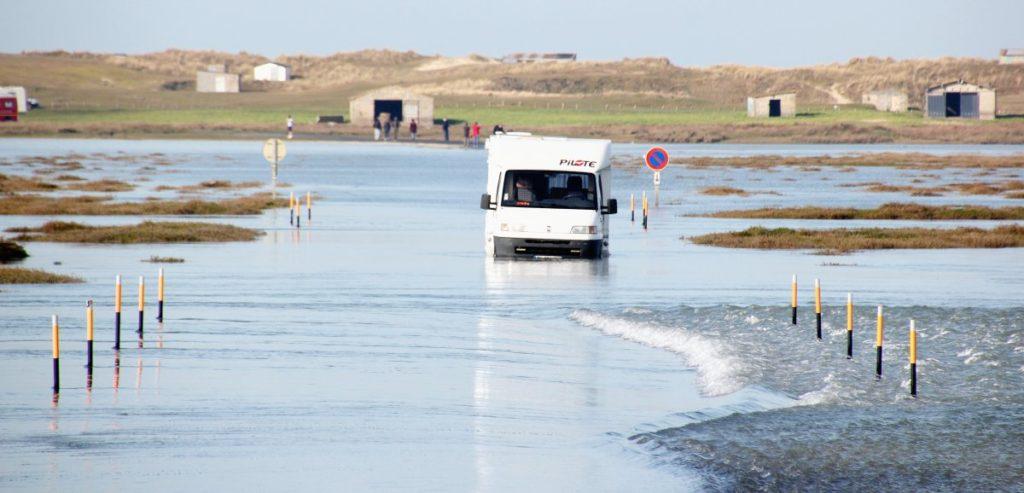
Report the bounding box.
[4,0,1022,67]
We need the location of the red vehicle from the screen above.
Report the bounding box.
[0,97,16,122]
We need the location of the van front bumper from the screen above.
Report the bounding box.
[494,236,603,258]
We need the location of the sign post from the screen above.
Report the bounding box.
[644,146,669,207]
[262,138,287,182]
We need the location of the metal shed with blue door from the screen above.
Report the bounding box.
[924,80,996,120]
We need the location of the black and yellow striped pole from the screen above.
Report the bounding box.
[295,200,301,228]
[790,275,798,325]
[51,315,60,394]
[114,275,122,350]
[306,191,312,220]
[630,193,635,222]
[86,300,94,387]
[641,191,648,230]
[289,191,295,225]
[846,293,853,359]
[910,320,918,396]
[814,278,822,339]
[137,275,145,343]
[875,305,884,378]
[157,268,164,322]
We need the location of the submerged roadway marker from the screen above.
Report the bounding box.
[791,275,798,325]
[814,278,822,339]
[157,268,165,322]
[114,275,122,350]
[876,305,884,378]
[137,275,145,344]
[86,300,94,388]
[51,315,60,394]
[846,293,854,359]
[910,320,918,396]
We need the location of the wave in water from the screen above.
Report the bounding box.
[570,309,744,396]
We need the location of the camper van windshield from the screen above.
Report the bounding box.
[500,171,597,210]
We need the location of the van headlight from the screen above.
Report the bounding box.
[570,225,596,234]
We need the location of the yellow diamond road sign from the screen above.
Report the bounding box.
[262,138,287,163]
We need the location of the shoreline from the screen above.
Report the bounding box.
[4,120,1024,145]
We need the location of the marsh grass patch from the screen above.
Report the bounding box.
[9,221,264,244]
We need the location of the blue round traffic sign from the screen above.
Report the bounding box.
[645,147,669,171]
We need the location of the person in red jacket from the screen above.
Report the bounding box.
[471,121,481,148]
[409,119,418,141]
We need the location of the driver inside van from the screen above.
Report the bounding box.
[514,177,536,204]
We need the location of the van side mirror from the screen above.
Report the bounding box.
[603,199,618,215]
[480,193,494,210]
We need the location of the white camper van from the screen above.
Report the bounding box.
[480,134,617,258]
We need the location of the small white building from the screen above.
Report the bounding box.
[254,62,291,82]
[0,86,28,113]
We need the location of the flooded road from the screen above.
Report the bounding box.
[1,139,1022,491]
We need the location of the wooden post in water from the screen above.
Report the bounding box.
[910,320,918,396]
[51,315,60,393]
[846,293,853,359]
[790,275,798,325]
[157,268,164,322]
[306,191,312,220]
[814,278,822,339]
[86,300,94,387]
[289,191,295,225]
[114,275,122,350]
[630,193,635,222]
[876,305,884,378]
[295,200,301,228]
[137,276,145,343]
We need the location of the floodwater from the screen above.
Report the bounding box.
[0,139,1022,491]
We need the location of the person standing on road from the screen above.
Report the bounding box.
[409,119,418,141]
[287,115,294,140]
[383,118,392,140]
[373,118,382,141]
[462,122,470,147]
[471,121,481,148]
[441,118,450,142]
[393,117,401,141]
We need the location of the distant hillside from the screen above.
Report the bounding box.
[6,49,1023,110]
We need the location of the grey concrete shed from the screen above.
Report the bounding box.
[747,93,796,118]
[349,90,434,127]
[863,90,908,113]
[924,80,995,120]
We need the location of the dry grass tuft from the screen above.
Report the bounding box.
[700,186,751,196]
[690,225,1024,253]
[0,173,59,192]
[703,203,1024,220]
[65,179,135,192]
[9,221,263,244]
[0,193,287,215]
[0,267,83,284]
[155,180,263,192]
